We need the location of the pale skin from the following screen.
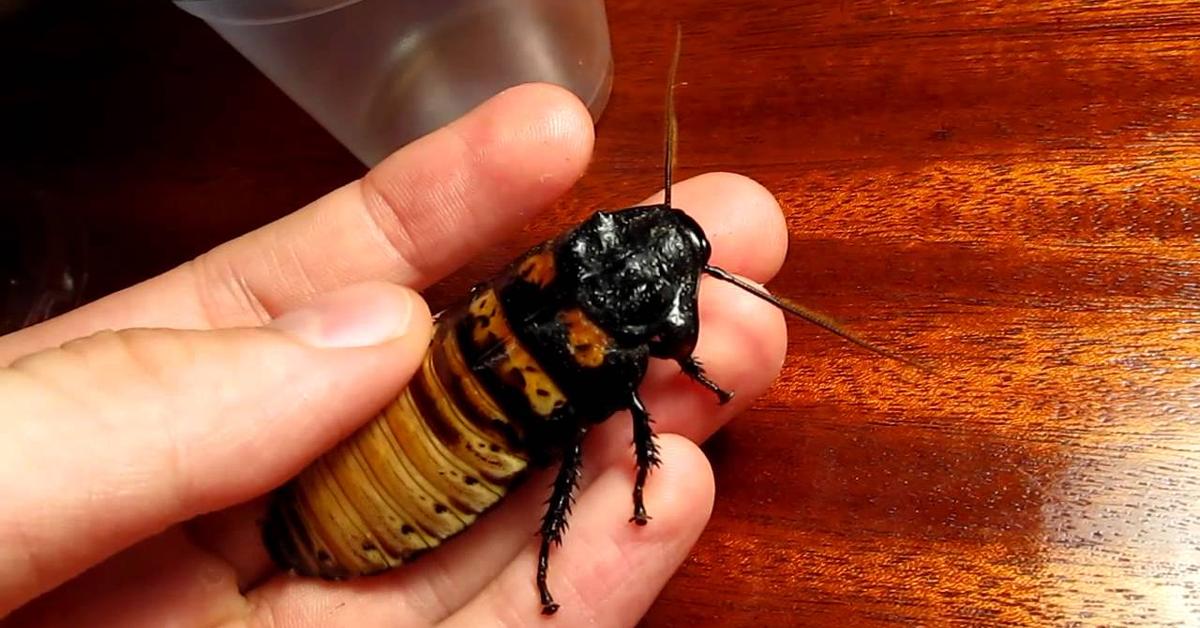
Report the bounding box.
[0,84,788,627]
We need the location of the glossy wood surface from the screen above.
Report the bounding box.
[5,1,1199,625]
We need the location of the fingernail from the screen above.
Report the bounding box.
[268,283,418,349]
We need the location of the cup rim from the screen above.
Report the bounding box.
[173,0,365,26]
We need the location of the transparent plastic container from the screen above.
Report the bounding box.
[175,0,613,165]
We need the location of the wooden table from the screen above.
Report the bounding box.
[5,1,1199,625]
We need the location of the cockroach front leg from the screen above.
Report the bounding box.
[537,430,585,615]
[628,391,662,525]
[677,356,734,405]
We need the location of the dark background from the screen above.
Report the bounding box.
[4,1,1200,625]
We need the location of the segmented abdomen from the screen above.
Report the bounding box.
[262,312,532,579]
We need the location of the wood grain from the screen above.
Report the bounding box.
[4,0,1199,625]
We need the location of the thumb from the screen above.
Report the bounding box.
[0,281,432,615]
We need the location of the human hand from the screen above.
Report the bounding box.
[0,84,787,627]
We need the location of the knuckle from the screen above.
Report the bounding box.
[84,328,198,389]
[358,172,427,278]
[10,328,202,398]
[187,252,274,328]
[358,127,477,283]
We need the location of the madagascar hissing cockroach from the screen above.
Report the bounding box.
[260,27,924,615]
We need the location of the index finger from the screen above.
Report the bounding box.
[0,83,594,364]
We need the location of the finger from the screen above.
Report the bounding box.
[441,435,714,627]
[0,83,594,365]
[0,282,432,615]
[227,172,788,624]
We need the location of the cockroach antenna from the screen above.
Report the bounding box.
[665,23,926,373]
[664,23,682,208]
[703,265,932,372]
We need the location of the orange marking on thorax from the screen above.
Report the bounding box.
[516,250,556,288]
[560,308,612,368]
[468,289,567,417]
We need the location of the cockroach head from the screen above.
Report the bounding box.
[560,205,710,342]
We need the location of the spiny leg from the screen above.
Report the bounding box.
[678,356,734,405]
[628,391,662,525]
[537,430,585,615]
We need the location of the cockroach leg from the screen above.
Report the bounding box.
[628,391,662,526]
[677,356,734,405]
[538,430,585,615]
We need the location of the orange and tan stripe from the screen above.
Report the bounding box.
[468,288,568,416]
[422,330,529,481]
[350,414,455,543]
[294,461,379,574]
[375,393,476,530]
[328,438,428,560]
[437,327,526,447]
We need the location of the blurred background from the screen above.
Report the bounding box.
[1,0,613,335]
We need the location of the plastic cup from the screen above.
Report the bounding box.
[174,0,614,165]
